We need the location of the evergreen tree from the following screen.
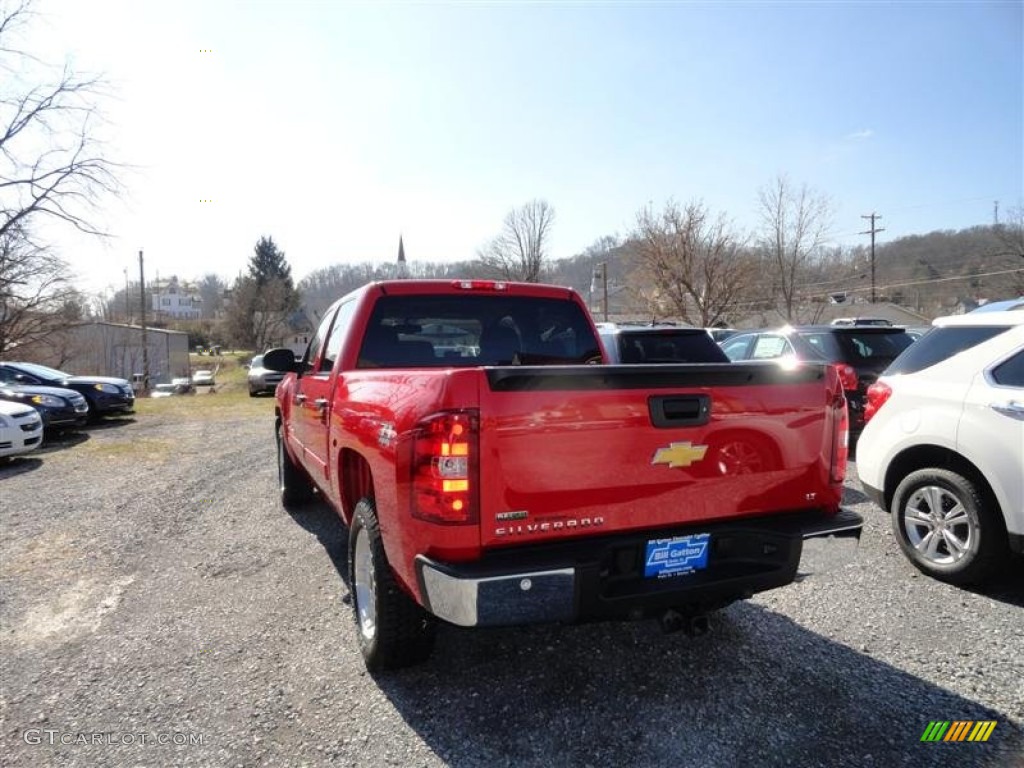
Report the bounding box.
[249,236,293,287]
[226,236,302,350]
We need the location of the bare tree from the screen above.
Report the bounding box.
[1,1,121,353]
[477,199,555,282]
[224,276,297,351]
[756,175,833,321]
[627,200,755,326]
[197,273,227,320]
[0,224,76,355]
[996,208,1024,296]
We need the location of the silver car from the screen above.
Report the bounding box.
[247,354,285,397]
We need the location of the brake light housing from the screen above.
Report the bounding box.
[864,381,893,422]
[410,410,479,524]
[452,280,508,291]
[830,392,849,486]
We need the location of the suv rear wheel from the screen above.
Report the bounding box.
[890,468,1008,585]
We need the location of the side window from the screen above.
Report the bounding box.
[886,327,1009,375]
[303,308,338,373]
[721,335,752,361]
[751,335,790,360]
[319,299,356,373]
[991,350,1024,387]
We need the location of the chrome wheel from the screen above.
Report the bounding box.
[901,485,972,566]
[353,526,377,641]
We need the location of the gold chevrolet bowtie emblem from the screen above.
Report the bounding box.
[652,441,708,468]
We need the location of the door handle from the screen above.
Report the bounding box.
[990,400,1024,420]
[314,398,329,410]
[295,393,307,404]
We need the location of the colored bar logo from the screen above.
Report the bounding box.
[921,721,997,742]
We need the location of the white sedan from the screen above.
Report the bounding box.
[857,310,1024,585]
[0,400,44,461]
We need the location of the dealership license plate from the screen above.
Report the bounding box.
[644,533,711,579]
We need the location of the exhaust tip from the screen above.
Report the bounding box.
[659,609,684,634]
[686,614,711,636]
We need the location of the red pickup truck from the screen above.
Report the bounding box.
[265,279,861,670]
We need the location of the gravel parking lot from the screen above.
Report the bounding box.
[1,400,1021,767]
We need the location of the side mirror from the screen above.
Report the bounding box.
[262,348,298,373]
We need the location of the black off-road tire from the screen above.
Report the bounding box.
[277,421,313,509]
[349,498,436,671]
[890,468,1008,586]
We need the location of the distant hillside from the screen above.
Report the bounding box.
[297,224,1023,323]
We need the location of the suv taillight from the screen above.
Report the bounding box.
[864,381,892,422]
[410,410,479,524]
[830,392,849,485]
[834,363,859,392]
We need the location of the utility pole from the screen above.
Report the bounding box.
[860,213,885,303]
[602,263,609,321]
[593,262,609,321]
[591,262,609,320]
[123,268,130,323]
[139,250,150,392]
[994,200,1000,227]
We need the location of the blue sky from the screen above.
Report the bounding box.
[24,0,1024,295]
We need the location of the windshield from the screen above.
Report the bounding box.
[9,362,72,380]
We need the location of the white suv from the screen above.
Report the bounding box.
[857,310,1024,585]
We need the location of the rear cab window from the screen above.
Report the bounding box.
[356,294,601,368]
[886,326,1011,375]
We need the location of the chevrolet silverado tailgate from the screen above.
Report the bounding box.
[477,363,842,549]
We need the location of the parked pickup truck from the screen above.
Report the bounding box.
[265,279,862,670]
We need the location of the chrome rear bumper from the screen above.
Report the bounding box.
[416,508,863,628]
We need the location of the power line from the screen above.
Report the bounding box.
[724,266,1024,312]
[835,266,1024,296]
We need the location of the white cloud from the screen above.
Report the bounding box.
[846,129,875,141]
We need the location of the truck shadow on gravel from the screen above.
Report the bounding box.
[377,611,1023,768]
[284,496,350,582]
[285,499,1022,768]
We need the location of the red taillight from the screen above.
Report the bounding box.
[834,363,859,392]
[410,410,479,524]
[830,392,849,485]
[863,381,892,423]
[451,279,508,291]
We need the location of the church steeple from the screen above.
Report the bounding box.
[396,235,408,277]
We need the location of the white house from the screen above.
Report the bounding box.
[151,277,202,320]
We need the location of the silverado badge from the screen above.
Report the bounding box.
[651,441,708,469]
